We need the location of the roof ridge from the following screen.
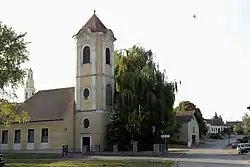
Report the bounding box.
[83,13,107,30]
[37,86,74,93]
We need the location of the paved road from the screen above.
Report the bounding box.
[176,161,248,167]
[177,137,249,167]
[89,136,250,167]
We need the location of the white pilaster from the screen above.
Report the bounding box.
[91,41,96,110]
[111,43,115,77]
[102,75,106,109]
[75,44,82,110]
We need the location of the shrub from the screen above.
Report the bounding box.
[210,133,223,139]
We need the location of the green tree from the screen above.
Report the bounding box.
[106,45,179,150]
[175,101,208,137]
[174,101,196,112]
[224,127,232,135]
[233,124,244,135]
[0,22,30,127]
[243,113,250,136]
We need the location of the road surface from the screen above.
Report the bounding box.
[176,137,249,167]
[177,161,247,167]
[89,136,249,166]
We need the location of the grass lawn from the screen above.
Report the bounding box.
[5,160,174,167]
[2,153,62,159]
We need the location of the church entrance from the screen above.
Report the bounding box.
[192,135,196,146]
[81,136,91,153]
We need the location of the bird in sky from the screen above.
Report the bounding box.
[193,14,196,19]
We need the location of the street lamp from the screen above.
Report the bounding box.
[152,126,155,135]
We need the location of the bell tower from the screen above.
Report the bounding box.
[73,11,116,152]
[24,68,36,101]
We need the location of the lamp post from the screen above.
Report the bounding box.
[152,125,155,150]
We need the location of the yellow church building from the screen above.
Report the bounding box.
[0,12,116,153]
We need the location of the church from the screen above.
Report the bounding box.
[0,11,116,153]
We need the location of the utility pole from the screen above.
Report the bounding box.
[226,121,230,145]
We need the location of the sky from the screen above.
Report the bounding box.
[1,0,250,121]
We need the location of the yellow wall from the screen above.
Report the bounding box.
[0,103,75,151]
[75,28,115,151]
[74,111,110,152]
[0,121,64,150]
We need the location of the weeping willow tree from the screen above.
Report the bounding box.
[0,22,30,127]
[105,45,181,150]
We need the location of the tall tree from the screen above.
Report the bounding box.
[243,113,250,136]
[175,101,208,137]
[0,22,30,126]
[233,124,244,135]
[106,45,179,149]
[174,101,196,112]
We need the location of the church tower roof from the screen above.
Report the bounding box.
[75,11,108,36]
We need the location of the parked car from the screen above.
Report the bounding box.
[236,143,250,155]
[232,141,239,149]
[0,154,5,167]
[236,138,248,143]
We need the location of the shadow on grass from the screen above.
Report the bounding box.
[2,153,62,159]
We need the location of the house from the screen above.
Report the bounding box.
[0,11,116,153]
[173,111,200,147]
[204,119,226,134]
[226,121,243,128]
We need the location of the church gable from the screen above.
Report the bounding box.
[22,87,75,122]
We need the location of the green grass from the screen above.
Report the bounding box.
[2,153,62,159]
[5,160,174,167]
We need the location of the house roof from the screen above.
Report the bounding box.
[175,110,196,123]
[21,87,75,122]
[227,121,243,126]
[204,118,225,126]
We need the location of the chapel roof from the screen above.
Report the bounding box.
[19,87,75,122]
[74,11,108,36]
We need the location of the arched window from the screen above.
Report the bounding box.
[105,48,110,65]
[106,84,112,105]
[83,46,90,64]
[83,118,90,128]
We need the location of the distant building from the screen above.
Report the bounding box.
[204,119,226,134]
[24,68,36,101]
[173,110,200,147]
[226,121,243,128]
